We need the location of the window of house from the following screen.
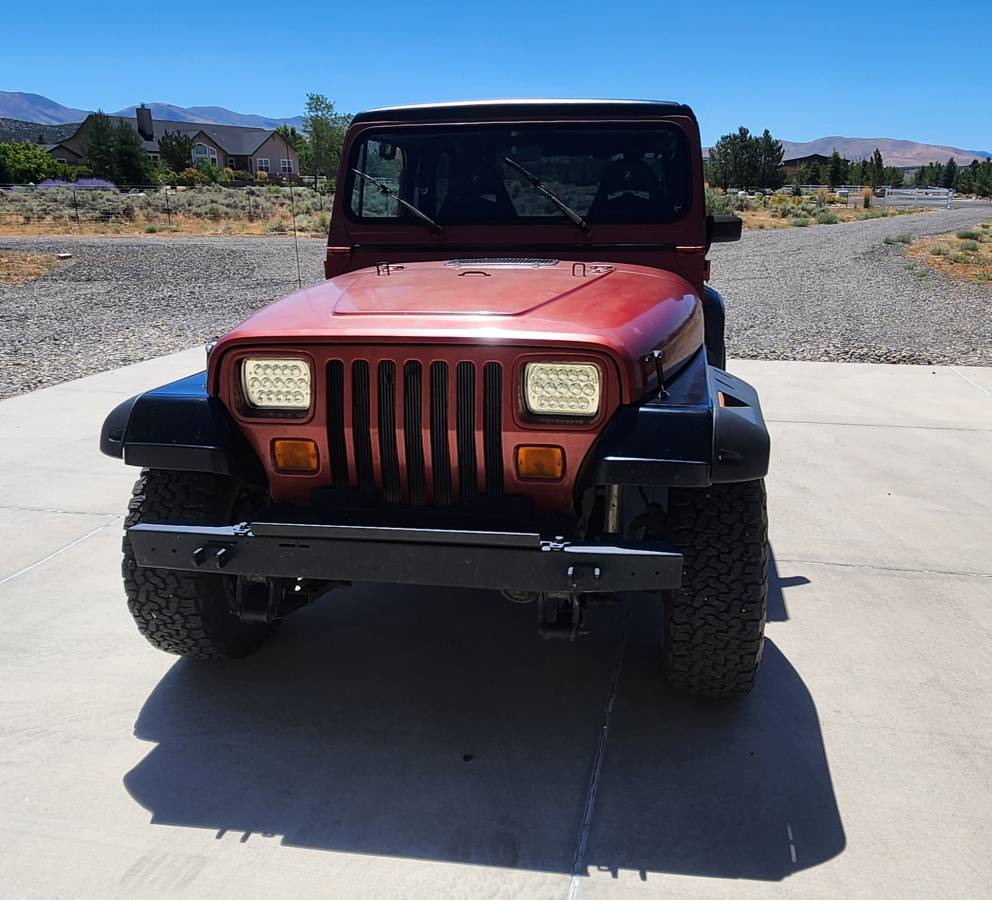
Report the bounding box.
[280,159,293,174]
[192,143,218,166]
[256,158,270,173]
[227,157,238,169]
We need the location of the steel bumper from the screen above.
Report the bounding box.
[127,520,683,593]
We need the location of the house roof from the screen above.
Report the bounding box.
[66,114,286,157]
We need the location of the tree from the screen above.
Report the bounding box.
[707,126,768,190]
[756,129,784,189]
[276,124,305,152]
[113,120,154,185]
[942,158,958,189]
[84,112,117,181]
[301,93,349,187]
[158,131,193,171]
[827,150,846,188]
[807,161,823,186]
[868,148,885,188]
[857,158,870,186]
[881,166,904,188]
[0,141,57,182]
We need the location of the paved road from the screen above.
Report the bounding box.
[1,352,990,898]
[1,203,990,397]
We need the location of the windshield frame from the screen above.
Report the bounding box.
[340,119,697,231]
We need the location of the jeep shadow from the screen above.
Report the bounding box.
[124,553,842,882]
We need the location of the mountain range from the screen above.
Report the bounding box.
[780,136,989,168]
[0,91,303,129]
[1,91,988,166]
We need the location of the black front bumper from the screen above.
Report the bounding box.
[128,519,682,593]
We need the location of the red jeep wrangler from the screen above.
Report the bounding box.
[101,100,769,696]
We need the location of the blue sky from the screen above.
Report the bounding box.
[3,1,989,150]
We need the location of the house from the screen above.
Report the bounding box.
[43,142,84,166]
[782,153,831,177]
[51,105,301,178]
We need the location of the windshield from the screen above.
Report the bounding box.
[347,123,692,226]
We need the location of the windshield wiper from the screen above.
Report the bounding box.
[502,156,589,234]
[351,168,444,235]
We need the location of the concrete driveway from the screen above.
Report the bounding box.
[0,353,990,899]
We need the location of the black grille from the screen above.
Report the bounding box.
[483,362,503,495]
[327,361,348,487]
[328,357,503,505]
[377,361,401,503]
[429,362,451,505]
[456,362,477,499]
[351,360,374,492]
[403,361,426,505]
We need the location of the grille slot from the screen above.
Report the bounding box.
[483,362,503,495]
[351,360,374,492]
[377,361,401,503]
[403,361,426,505]
[328,357,502,505]
[456,362,477,499]
[327,361,349,487]
[430,362,452,505]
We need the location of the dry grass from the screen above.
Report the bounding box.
[740,204,930,230]
[0,251,59,284]
[907,222,992,284]
[0,217,323,238]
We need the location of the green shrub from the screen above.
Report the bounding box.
[930,246,948,256]
[960,240,979,252]
[956,229,980,240]
[144,224,157,233]
[815,211,839,224]
[790,217,810,227]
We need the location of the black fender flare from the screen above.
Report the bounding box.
[100,372,266,485]
[582,349,770,489]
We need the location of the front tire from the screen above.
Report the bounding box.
[663,480,768,697]
[122,469,276,659]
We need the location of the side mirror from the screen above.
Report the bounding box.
[708,214,742,243]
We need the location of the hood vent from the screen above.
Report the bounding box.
[445,258,558,268]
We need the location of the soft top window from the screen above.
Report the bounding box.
[347,123,692,226]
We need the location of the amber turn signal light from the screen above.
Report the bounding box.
[516,445,564,480]
[272,438,319,473]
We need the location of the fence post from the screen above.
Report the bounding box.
[165,189,171,226]
[247,191,253,222]
[72,188,80,230]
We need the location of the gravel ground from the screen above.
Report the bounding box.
[710,204,992,365]
[1,206,990,398]
[0,235,326,397]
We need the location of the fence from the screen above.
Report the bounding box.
[881,187,954,209]
[0,183,336,235]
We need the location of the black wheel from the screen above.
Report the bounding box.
[663,479,768,697]
[122,469,276,659]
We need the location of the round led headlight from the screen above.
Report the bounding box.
[524,362,601,417]
[242,357,312,410]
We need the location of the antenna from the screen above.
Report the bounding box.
[289,180,302,289]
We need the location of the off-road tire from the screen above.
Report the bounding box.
[663,479,768,697]
[122,469,275,659]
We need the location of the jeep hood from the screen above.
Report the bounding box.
[329,262,610,316]
[215,259,705,402]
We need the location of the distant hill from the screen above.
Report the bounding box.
[108,102,303,129]
[0,92,89,125]
[781,136,987,168]
[0,118,77,143]
[0,91,303,130]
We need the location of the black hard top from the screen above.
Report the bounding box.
[351,99,695,124]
